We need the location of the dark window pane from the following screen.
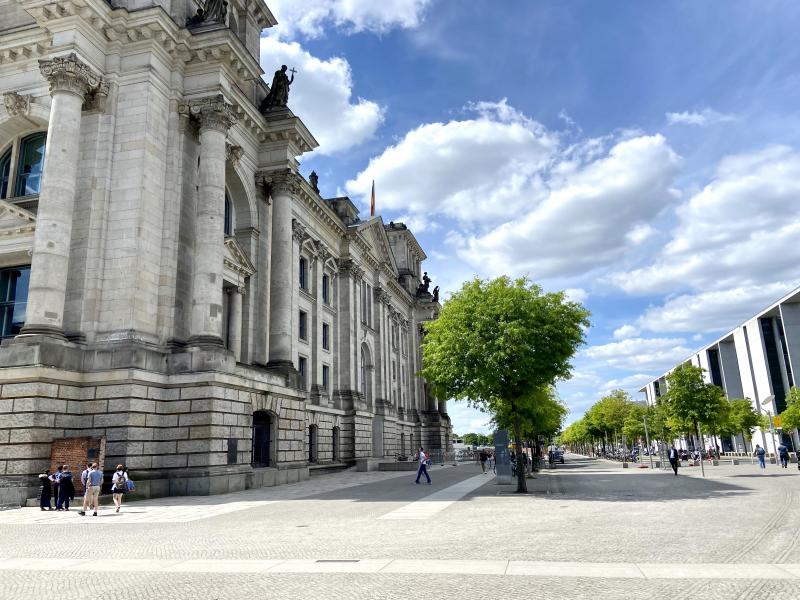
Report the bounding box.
[14,133,46,197]
[0,148,10,199]
[224,194,233,236]
[0,266,30,338]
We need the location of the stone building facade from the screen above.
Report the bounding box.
[0,0,450,500]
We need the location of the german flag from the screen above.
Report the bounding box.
[370,180,375,217]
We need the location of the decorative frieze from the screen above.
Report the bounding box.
[3,92,31,117]
[38,53,105,100]
[177,95,237,133]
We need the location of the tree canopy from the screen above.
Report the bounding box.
[421,276,590,492]
[780,387,800,432]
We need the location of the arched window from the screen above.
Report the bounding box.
[224,192,234,236]
[360,350,366,396]
[0,132,47,199]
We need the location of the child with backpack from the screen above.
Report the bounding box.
[111,464,129,513]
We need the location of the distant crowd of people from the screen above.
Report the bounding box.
[38,463,134,515]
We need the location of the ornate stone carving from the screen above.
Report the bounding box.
[38,53,105,100]
[337,258,364,280]
[291,218,307,242]
[3,92,31,117]
[177,94,237,132]
[225,142,243,166]
[317,244,331,262]
[374,287,391,305]
[257,169,301,196]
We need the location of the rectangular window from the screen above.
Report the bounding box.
[298,355,307,387]
[299,257,307,290]
[322,322,330,350]
[299,310,307,340]
[322,365,330,390]
[367,285,372,327]
[322,274,330,304]
[0,266,30,339]
[392,361,396,381]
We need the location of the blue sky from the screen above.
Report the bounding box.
[260,1,800,434]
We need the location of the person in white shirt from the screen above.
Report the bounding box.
[111,464,129,513]
[414,447,432,485]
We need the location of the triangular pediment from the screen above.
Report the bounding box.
[354,217,398,275]
[224,236,255,277]
[0,199,36,235]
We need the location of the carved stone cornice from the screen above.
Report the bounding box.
[225,143,244,167]
[178,95,237,133]
[257,169,301,197]
[38,53,105,101]
[3,92,31,117]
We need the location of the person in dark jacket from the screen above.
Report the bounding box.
[39,469,52,511]
[56,464,75,511]
[668,446,679,476]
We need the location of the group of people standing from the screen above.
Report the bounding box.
[38,463,132,515]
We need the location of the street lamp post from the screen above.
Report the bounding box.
[643,415,654,470]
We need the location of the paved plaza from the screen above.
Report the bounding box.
[3,455,800,599]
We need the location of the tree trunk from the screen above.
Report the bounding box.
[511,412,528,493]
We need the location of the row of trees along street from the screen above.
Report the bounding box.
[420,277,590,493]
[560,364,768,474]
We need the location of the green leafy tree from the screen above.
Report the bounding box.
[420,276,590,493]
[622,403,647,442]
[663,364,728,473]
[779,387,800,432]
[722,398,763,451]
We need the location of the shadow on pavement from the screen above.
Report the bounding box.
[463,455,753,503]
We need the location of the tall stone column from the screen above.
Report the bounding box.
[228,286,244,361]
[264,170,301,370]
[180,96,236,346]
[20,54,104,338]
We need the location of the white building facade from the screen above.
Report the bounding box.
[642,287,800,455]
[0,0,450,501]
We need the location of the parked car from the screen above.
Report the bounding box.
[550,449,565,464]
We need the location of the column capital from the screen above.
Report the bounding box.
[291,218,308,242]
[337,258,364,280]
[38,53,104,100]
[178,94,237,133]
[257,168,301,196]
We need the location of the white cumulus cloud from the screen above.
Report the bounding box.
[584,337,692,372]
[260,38,384,155]
[666,108,737,126]
[613,324,639,340]
[345,99,558,224]
[266,0,432,40]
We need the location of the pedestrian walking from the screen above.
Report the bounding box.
[479,449,488,474]
[668,446,679,476]
[50,465,63,508]
[111,464,128,513]
[56,465,74,511]
[754,445,766,470]
[778,444,789,469]
[79,464,91,514]
[79,463,103,516]
[38,469,53,511]
[414,447,431,485]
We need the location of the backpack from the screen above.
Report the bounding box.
[113,473,127,492]
[126,479,135,492]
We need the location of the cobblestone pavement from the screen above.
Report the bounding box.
[3,456,800,599]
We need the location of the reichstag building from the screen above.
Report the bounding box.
[0,0,451,500]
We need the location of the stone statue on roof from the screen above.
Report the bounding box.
[260,65,295,113]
